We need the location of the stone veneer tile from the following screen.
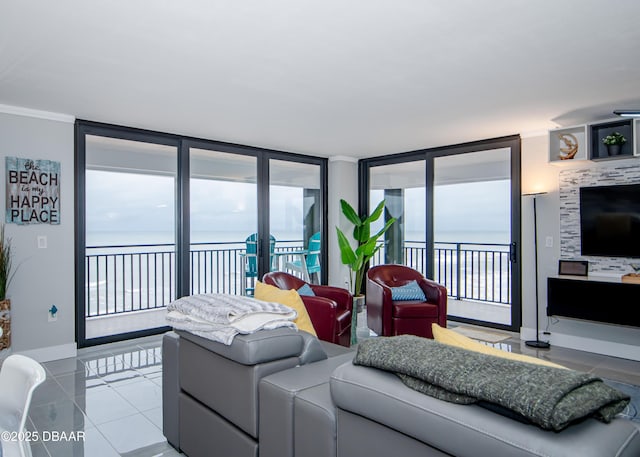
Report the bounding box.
[559,163,640,274]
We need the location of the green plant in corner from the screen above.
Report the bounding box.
[602,132,627,145]
[336,199,396,296]
[0,224,16,301]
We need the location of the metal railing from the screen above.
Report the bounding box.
[85,240,304,318]
[85,239,511,318]
[372,241,512,305]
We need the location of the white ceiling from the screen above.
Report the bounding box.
[2,1,640,159]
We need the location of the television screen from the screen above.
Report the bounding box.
[580,183,640,258]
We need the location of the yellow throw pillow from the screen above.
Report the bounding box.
[254,281,317,336]
[432,324,565,369]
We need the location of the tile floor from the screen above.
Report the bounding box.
[25,335,179,457]
[19,325,640,456]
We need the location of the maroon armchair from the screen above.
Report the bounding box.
[366,264,447,339]
[262,271,353,347]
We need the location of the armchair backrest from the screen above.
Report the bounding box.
[263,271,307,290]
[368,264,424,287]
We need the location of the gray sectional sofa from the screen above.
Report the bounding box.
[162,329,640,457]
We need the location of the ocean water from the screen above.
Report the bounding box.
[84,229,512,315]
[86,229,510,247]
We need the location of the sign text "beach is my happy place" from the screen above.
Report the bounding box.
[5,157,60,225]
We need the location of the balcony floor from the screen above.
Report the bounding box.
[85,298,510,341]
[448,298,511,326]
[86,308,168,340]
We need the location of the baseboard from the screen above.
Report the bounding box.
[520,327,640,362]
[16,342,78,362]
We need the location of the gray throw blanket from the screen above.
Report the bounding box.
[354,336,630,431]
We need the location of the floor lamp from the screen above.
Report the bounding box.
[524,192,550,349]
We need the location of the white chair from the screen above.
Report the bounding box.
[0,355,46,457]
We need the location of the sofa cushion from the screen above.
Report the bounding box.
[255,281,317,336]
[432,324,565,369]
[259,351,354,457]
[331,363,640,457]
[392,301,439,318]
[177,328,304,365]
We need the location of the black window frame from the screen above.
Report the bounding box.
[359,135,522,332]
[75,120,328,347]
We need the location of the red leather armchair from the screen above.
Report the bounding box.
[262,272,353,347]
[366,264,447,339]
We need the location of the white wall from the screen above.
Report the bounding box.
[327,157,358,289]
[521,134,640,360]
[0,110,76,361]
[2,105,638,362]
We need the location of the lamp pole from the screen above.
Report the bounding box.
[524,192,550,349]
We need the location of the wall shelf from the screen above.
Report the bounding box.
[589,119,635,161]
[548,125,587,163]
[548,118,639,163]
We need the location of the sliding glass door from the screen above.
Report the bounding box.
[82,134,178,343]
[269,159,323,284]
[433,148,515,327]
[369,160,427,271]
[76,121,328,346]
[189,148,258,295]
[362,136,521,331]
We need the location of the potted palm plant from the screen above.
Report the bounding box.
[0,224,15,350]
[336,199,396,343]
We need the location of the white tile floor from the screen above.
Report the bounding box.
[26,336,179,457]
[17,324,640,456]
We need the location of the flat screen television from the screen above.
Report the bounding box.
[580,183,640,258]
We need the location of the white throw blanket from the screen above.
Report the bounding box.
[166,293,297,345]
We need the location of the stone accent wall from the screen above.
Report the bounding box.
[559,163,640,274]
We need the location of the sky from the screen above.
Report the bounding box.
[86,170,510,245]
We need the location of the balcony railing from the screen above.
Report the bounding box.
[85,240,511,318]
[85,241,305,318]
[371,241,512,305]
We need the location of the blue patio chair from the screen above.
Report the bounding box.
[244,233,276,295]
[286,231,321,283]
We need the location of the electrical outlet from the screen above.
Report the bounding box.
[37,236,47,249]
[545,236,553,248]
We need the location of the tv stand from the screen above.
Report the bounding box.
[547,276,640,327]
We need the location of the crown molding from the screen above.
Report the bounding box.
[520,129,548,139]
[0,104,75,123]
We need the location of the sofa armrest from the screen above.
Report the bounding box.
[302,296,337,343]
[331,362,640,457]
[366,279,393,336]
[417,277,448,327]
[311,285,353,312]
[162,331,181,450]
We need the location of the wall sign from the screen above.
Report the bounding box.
[5,157,60,225]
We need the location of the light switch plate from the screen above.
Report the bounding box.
[37,236,47,249]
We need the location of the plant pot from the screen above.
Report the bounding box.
[607,144,622,156]
[0,299,11,350]
[350,295,366,346]
[353,295,365,314]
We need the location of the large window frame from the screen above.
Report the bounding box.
[75,120,327,347]
[359,135,522,332]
